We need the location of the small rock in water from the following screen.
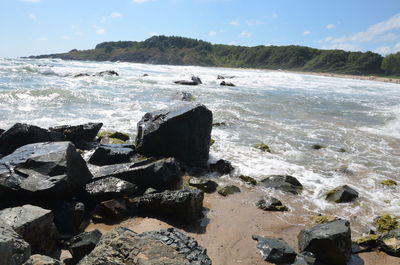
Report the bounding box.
[238,175,257,185]
[375,214,399,232]
[260,175,303,194]
[209,159,234,175]
[256,196,288,211]
[220,81,235,86]
[173,91,195,101]
[312,144,326,150]
[254,142,271,153]
[325,185,359,203]
[217,185,240,196]
[188,178,218,193]
[380,179,397,186]
[252,235,297,264]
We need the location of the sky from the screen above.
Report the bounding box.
[1,0,400,58]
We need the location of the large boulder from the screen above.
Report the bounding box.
[78,227,190,265]
[85,177,138,203]
[379,228,400,256]
[88,144,135,166]
[252,235,297,264]
[0,218,31,265]
[135,103,212,168]
[89,157,181,190]
[0,142,92,206]
[260,175,303,194]
[49,123,103,147]
[129,189,204,222]
[142,228,211,265]
[0,123,65,156]
[0,205,60,257]
[22,255,61,265]
[298,219,352,265]
[67,229,102,262]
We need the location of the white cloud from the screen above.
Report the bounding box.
[246,19,263,26]
[111,12,122,18]
[96,28,106,35]
[375,42,400,55]
[28,13,36,20]
[19,0,40,3]
[379,33,399,42]
[229,20,240,26]
[326,24,335,29]
[239,31,252,38]
[35,37,47,41]
[208,31,217,37]
[303,31,311,36]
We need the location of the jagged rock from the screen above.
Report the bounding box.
[0,142,92,206]
[88,144,135,166]
[173,91,195,101]
[252,235,297,264]
[0,205,59,257]
[85,177,138,202]
[49,123,103,145]
[298,219,352,265]
[67,229,102,261]
[142,228,211,265]
[0,123,65,156]
[0,218,31,265]
[22,255,61,265]
[293,252,316,265]
[260,175,303,194]
[256,196,288,211]
[188,178,218,193]
[191,76,202,84]
[209,159,234,175]
[136,103,212,168]
[217,185,240,196]
[325,185,359,203]
[89,157,181,190]
[92,199,128,223]
[379,228,400,256]
[78,227,190,265]
[53,202,85,240]
[220,81,235,86]
[129,189,204,222]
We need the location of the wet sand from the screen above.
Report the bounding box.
[85,187,399,265]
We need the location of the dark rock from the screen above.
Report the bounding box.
[0,142,92,205]
[129,189,204,222]
[260,175,303,194]
[298,219,352,265]
[173,91,195,101]
[22,255,62,265]
[67,229,102,261]
[191,76,202,84]
[252,235,297,264]
[174,80,199,86]
[53,202,86,240]
[254,143,271,153]
[142,228,211,265]
[379,228,400,256]
[212,122,226,127]
[136,103,212,168]
[94,70,119,77]
[0,123,65,156]
[0,218,31,265]
[325,185,359,203]
[88,144,135,166]
[49,123,103,145]
[188,178,218,193]
[354,234,379,249]
[312,144,326,150]
[256,196,288,211]
[217,75,235,79]
[220,81,235,86]
[85,177,138,202]
[217,185,240,196]
[89,157,181,190]
[293,252,316,265]
[74,73,91,78]
[0,205,60,257]
[142,73,149,77]
[92,199,128,223]
[238,175,257,185]
[97,131,130,142]
[0,128,4,135]
[78,227,190,265]
[209,159,234,175]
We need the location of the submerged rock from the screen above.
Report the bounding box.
[0,205,59,257]
[209,159,234,175]
[254,143,271,153]
[256,196,288,211]
[0,218,31,265]
[85,177,138,202]
[188,178,218,193]
[252,235,297,264]
[217,185,240,196]
[173,91,195,101]
[379,228,400,256]
[260,175,303,194]
[142,228,211,265]
[238,175,257,185]
[220,81,235,86]
[67,229,102,261]
[88,144,135,166]
[94,70,119,77]
[49,123,103,145]
[380,179,398,186]
[298,219,352,265]
[78,227,190,265]
[136,103,212,168]
[312,144,326,150]
[0,123,65,156]
[22,255,61,265]
[325,185,359,203]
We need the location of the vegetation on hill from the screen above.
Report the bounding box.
[31,35,398,76]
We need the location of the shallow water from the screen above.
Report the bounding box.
[1,57,399,232]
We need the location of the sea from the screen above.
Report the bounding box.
[1,57,399,233]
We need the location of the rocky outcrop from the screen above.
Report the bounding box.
[135,103,212,168]
[49,123,103,146]
[252,235,297,264]
[0,123,65,156]
[260,175,303,194]
[0,205,59,257]
[256,196,288,211]
[379,228,400,256]
[209,159,234,175]
[88,157,181,190]
[89,144,135,166]
[0,142,92,206]
[85,177,138,202]
[78,227,190,265]
[129,189,204,222]
[325,185,359,203]
[22,255,61,265]
[142,228,211,265]
[0,218,31,265]
[298,219,352,265]
[67,229,102,262]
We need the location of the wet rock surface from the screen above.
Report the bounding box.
[84,177,138,202]
[88,144,135,166]
[252,235,297,264]
[0,218,31,265]
[209,159,234,175]
[325,185,359,203]
[260,175,303,194]
[49,123,102,145]
[135,103,212,168]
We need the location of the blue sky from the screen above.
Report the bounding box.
[1,0,400,58]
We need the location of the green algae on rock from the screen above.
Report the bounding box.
[354,234,379,248]
[312,214,336,224]
[238,175,257,185]
[380,179,398,186]
[254,143,271,153]
[375,214,399,232]
[217,185,241,196]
